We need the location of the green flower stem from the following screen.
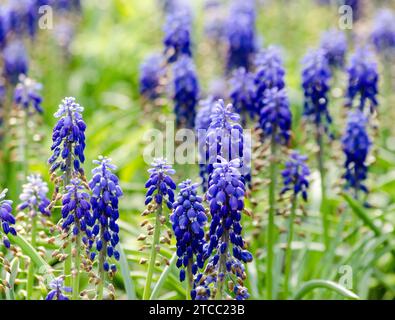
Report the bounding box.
[26,214,37,299]
[283,195,297,299]
[186,260,193,300]
[143,204,162,300]
[215,227,229,300]
[266,138,278,300]
[97,227,108,300]
[72,222,81,300]
[150,252,177,300]
[63,145,72,288]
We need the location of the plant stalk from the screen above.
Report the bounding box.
[26,213,37,299]
[72,221,81,300]
[97,226,108,300]
[63,143,72,288]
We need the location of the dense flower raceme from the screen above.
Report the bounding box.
[342,110,371,195]
[45,277,72,300]
[145,158,177,210]
[192,157,252,300]
[371,9,395,59]
[259,87,292,145]
[346,47,379,114]
[254,46,286,112]
[170,180,207,282]
[320,29,348,69]
[139,53,164,101]
[281,152,310,201]
[225,0,256,72]
[18,174,50,216]
[229,67,256,121]
[163,8,192,63]
[14,75,43,113]
[88,157,123,272]
[2,40,28,85]
[48,97,86,177]
[0,189,16,248]
[301,49,332,132]
[172,55,200,128]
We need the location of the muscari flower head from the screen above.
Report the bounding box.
[170,180,207,282]
[254,46,286,109]
[48,97,86,178]
[192,157,252,300]
[88,157,123,272]
[2,40,29,85]
[341,110,371,195]
[173,55,200,128]
[163,9,192,63]
[342,0,361,21]
[139,53,164,101]
[18,174,50,216]
[0,189,16,248]
[45,277,72,300]
[281,152,310,201]
[225,0,256,72]
[371,9,395,59]
[14,75,43,113]
[346,47,379,114]
[301,49,332,132]
[4,0,39,38]
[145,158,176,210]
[229,67,256,121]
[320,29,348,69]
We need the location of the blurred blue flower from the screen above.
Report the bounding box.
[18,174,50,216]
[14,75,43,113]
[2,40,29,85]
[139,53,164,101]
[0,189,16,249]
[45,277,72,300]
[341,0,361,21]
[371,9,395,60]
[320,29,348,69]
[281,152,310,201]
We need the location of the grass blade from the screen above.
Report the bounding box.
[293,280,360,300]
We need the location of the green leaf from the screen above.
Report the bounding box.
[5,258,19,300]
[150,252,178,300]
[293,280,360,300]
[117,244,136,300]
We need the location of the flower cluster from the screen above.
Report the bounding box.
[301,49,332,132]
[346,47,379,114]
[45,277,72,300]
[170,180,207,283]
[2,40,28,85]
[193,157,252,300]
[48,97,86,177]
[259,87,292,145]
[14,75,43,113]
[320,29,348,69]
[371,9,395,59]
[145,158,176,209]
[0,189,16,248]
[89,157,123,272]
[341,111,371,196]
[172,55,199,128]
[18,174,50,216]
[139,53,164,101]
[281,152,310,201]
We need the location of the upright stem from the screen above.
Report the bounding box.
[97,226,108,300]
[283,196,297,299]
[186,260,193,300]
[63,143,72,288]
[72,221,81,300]
[215,226,229,300]
[143,204,162,300]
[267,137,278,300]
[26,214,37,299]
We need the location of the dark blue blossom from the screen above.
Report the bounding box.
[2,40,29,85]
[302,49,332,132]
[170,180,207,283]
[163,9,192,63]
[229,67,256,121]
[3,0,39,38]
[281,152,310,201]
[192,157,251,300]
[173,55,199,128]
[341,0,361,21]
[139,54,164,101]
[320,29,348,69]
[371,9,395,60]
[45,277,72,300]
[0,189,16,249]
[342,111,371,196]
[48,97,86,177]
[18,174,50,216]
[14,75,43,113]
[145,158,176,210]
[89,157,123,273]
[346,47,379,114]
[259,87,292,145]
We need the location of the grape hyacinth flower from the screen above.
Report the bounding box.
[320,29,348,69]
[139,54,164,101]
[89,157,123,299]
[371,9,395,60]
[341,111,371,197]
[170,180,207,294]
[229,67,256,122]
[0,189,16,249]
[346,47,379,114]
[163,9,192,63]
[45,277,72,300]
[193,157,252,300]
[18,174,50,216]
[48,97,86,181]
[172,55,199,128]
[2,40,29,85]
[14,75,43,113]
